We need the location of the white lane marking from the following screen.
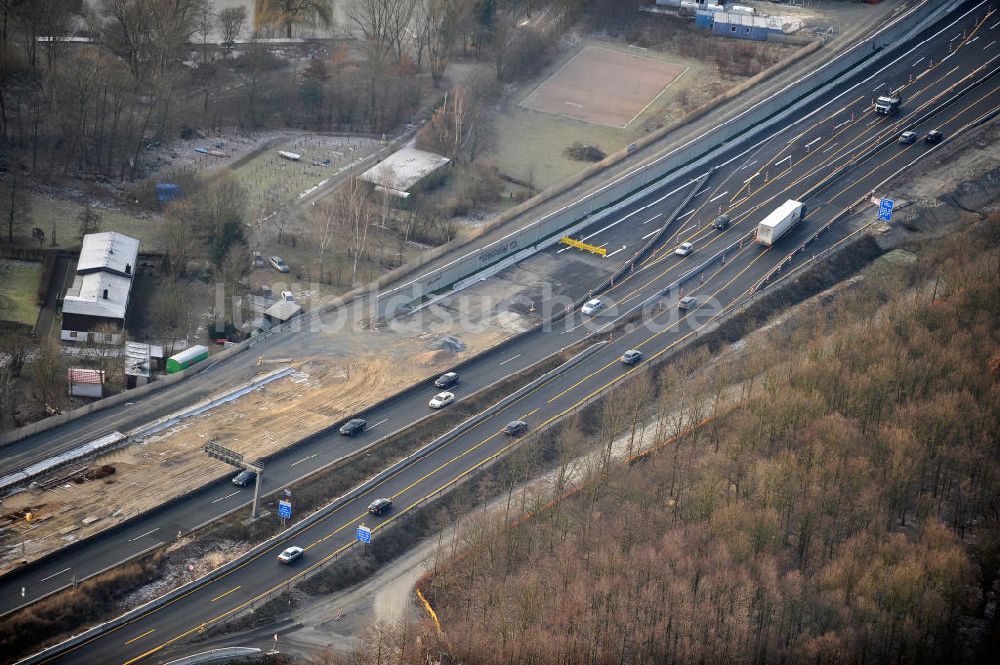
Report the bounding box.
[774,155,791,166]
[985,40,996,49]
[872,82,884,91]
[39,567,71,583]
[211,490,241,503]
[641,228,659,240]
[555,178,699,253]
[677,209,695,219]
[642,213,662,224]
[290,454,318,467]
[605,246,628,258]
[365,418,388,432]
[498,353,523,366]
[969,36,979,44]
[804,137,822,148]
[740,159,757,170]
[708,190,729,202]
[950,33,962,42]
[867,119,879,126]
[129,527,160,542]
[377,1,986,303]
[991,19,1000,30]
[822,142,839,154]
[912,57,925,67]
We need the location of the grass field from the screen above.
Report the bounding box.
[28,196,160,251]
[0,260,43,326]
[493,45,712,190]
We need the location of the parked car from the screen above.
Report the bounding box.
[898,131,917,145]
[678,296,698,310]
[429,391,455,409]
[925,130,943,144]
[277,546,304,564]
[368,498,393,516]
[252,251,265,268]
[434,372,459,389]
[231,470,256,487]
[675,242,694,256]
[339,418,367,436]
[581,298,604,315]
[620,349,643,366]
[713,215,730,230]
[269,256,289,273]
[504,420,528,436]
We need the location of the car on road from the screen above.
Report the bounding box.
[231,470,256,487]
[713,215,730,230]
[339,418,366,436]
[429,391,455,409]
[269,256,289,273]
[277,546,304,564]
[620,349,643,365]
[898,131,917,145]
[675,242,694,256]
[504,420,528,436]
[678,296,698,311]
[434,372,459,389]
[368,498,393,516]
[925,130,943,145]
[581,298,604,315]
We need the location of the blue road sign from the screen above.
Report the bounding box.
[278,499,292,519]
[356,525,372,544]
[878,198,894,221]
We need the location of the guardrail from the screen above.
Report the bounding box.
[370,0,957,319]
[14,341,605,665]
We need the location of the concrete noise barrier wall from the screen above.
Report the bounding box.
[374,0,957,321]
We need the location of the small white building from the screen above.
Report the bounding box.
[359,143,450,201]
[61,232,139,344]
[67,368,105,398]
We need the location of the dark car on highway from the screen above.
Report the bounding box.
[924,130,943,145]
[434,372,459,389]
[504,420,528,436]
[231,470,256,486]
[368,498,393,516]
[339,418,366,436]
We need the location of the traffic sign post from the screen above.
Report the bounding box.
[878,198,894,221]
[356,524,372,544]
[278,499,292,526]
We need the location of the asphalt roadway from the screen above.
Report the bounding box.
[12,2,1000,661]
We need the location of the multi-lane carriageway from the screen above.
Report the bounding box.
[16,3,1000,663]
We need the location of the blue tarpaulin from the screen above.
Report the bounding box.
[156,183,181,203]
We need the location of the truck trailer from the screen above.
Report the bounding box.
[756,200,805,247]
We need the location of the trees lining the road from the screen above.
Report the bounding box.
[414,216,1000,664]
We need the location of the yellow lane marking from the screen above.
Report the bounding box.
[123,629,155,646]
[100,36,1000,665]
[209,586,241,603]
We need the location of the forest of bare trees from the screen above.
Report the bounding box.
[404,215,1000,665]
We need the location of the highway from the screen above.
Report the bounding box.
[12,2,1000,661]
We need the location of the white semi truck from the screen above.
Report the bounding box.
[756,199,806,247]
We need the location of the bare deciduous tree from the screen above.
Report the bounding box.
[254,0,333,39]
[217,5,246,52]
[347,0,418,64]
